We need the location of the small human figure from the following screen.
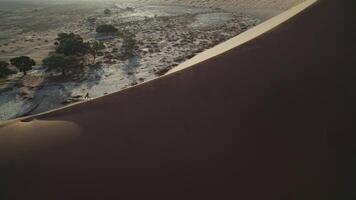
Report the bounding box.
[84,92,90,99]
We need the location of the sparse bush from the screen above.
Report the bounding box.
[87,17,97,24]
[121,32,137,57]
[96,24,118,35]
[85,41,106,64]
[155,67,171,76]
[56,33,82,42]
[104,8,111,15]
[126,7,134,12]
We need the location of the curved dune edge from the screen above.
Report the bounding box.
[0,119,81,159]
[0,0,316,125]
[168,0,317,74]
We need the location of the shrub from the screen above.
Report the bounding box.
[0,60,14,78]
[104,8,111,15]
[96,24,118,35]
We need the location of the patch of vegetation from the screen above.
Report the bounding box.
[43,33,107,76]
[155,67,172,76]
[42,53,81,76]
[41,33,87,76]
[86,41,106,64]
[104,8,111,15]
[0,60,15,78]
[55,33,88,56]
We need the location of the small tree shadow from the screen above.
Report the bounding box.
[122,55,141,85]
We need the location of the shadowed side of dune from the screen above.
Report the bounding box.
[0,119,81,160]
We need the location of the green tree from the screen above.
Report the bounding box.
[42,53,80,76]
[55,33,87,56]
[96,24,118,35]
[10,56,36,76]
[0,60,14,78]
[86,41,106,64]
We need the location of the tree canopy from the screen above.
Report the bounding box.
[10,56,36,75]
[42,53,80,76]
[55,33,87,56]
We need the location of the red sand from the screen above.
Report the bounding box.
[0,0,355,199]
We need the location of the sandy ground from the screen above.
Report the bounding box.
[1,0,355,198]
[138,0,304,10]
[138,0,305,18]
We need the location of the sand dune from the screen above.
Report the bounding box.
[1,0,355,199]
